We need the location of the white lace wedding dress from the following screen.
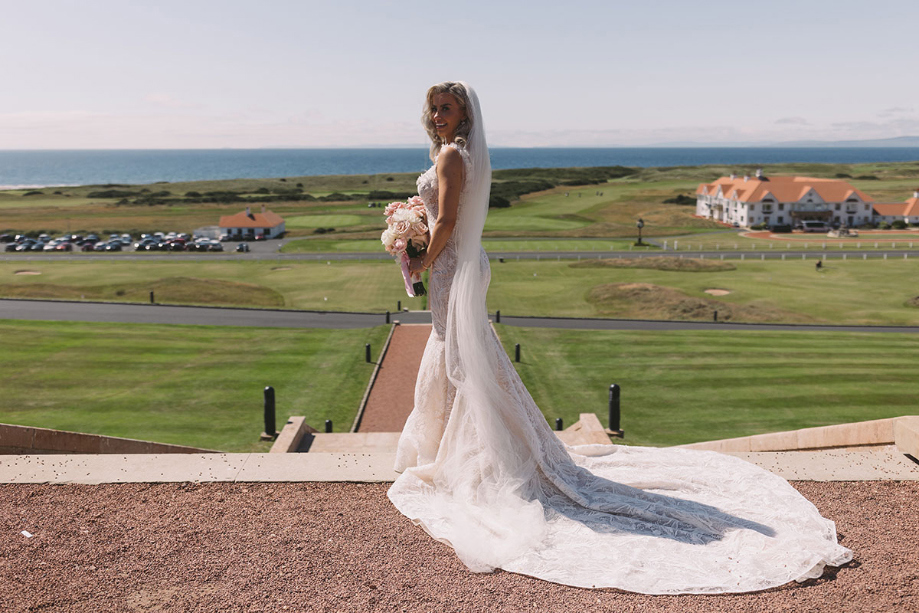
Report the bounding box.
[388,144,851,594]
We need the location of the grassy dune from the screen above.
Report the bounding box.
[0,320,391,451]
[495,326,919,446]
[5,160,918,240]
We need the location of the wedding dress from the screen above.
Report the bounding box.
[388,83,851,594]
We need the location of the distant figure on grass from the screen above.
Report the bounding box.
[386,80,851,594]
[816,260,823,271]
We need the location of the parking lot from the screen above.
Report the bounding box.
[1,232,287,256]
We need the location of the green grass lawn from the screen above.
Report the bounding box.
[0,320,391,451]
[280,237,656,253]
[0,260,420,312]
[5,257,919,325]
[486,258,919,325]
[494,326,919,446]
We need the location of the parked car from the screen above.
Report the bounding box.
[235,242,250,252]
[55,242,73,252]
[0,234,13,243]
[207,242,223,251]
[81,243,96,252]
[5,243,19,252]
[254,233,266,241]
[29,242,46,251]
[93,242,109,252]
[105,242,123,251]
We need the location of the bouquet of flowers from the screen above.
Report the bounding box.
[381,196,429,297]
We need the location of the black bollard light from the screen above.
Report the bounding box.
[397,300,401,311]
[515,343,521,362]
[713,310,718,322]
[365,343,371,363]
[324,419,333,433]
[496,310,501,323]
[385,311,390,324]
[555,417,563,431]
[260,386,277,440]
[608,384,622,435]
[149,290,155,304]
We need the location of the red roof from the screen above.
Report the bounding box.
[219,209,285,229]
[874,197,919,217]
[696,175,874,204]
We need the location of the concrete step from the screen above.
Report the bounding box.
[2,446,916,484]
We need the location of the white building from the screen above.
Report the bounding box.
[218,205,285,239]
[696,171,875,229]
[873,190,919,224]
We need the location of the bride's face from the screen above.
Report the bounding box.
[431,92,466,142]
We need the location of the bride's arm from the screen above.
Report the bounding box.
[410,146,464,274]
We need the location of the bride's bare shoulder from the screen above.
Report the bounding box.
[437,145,464,178]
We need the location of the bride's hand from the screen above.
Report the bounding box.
[409,257,427,275]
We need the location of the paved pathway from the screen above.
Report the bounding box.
[357,324,431,432]
[4,299,919,333]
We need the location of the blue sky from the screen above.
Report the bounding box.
[2,0,917,148]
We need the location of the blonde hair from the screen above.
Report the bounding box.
[422,81,471,161]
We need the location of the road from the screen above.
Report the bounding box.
[3,299,919,333]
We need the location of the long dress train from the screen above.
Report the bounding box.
[388,142,851,594]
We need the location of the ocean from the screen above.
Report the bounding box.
[1,147,917,189]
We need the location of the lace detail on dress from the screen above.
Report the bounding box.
[391,141,851,594]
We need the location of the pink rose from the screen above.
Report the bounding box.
[407,196,424,207]
[393,220,410,235]
[393,238,406,252]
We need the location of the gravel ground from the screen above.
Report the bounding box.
[358,324,430,433]
[2,481,917,612]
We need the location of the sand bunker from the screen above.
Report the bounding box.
[704,289,730,296]
[13,270,41,275]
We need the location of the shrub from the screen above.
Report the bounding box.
[87,190,138,198]
[489,195,511,208]
[750,222,767,230]
[185,191,202,197]
[855,175,879,180]
[313,227,336,234]
[254,187,270,194]
[386,177,394,182]
[318,192,358,202]
[892,219,908,230]
[22,190,44,196]
[878,221,891,230]
[279,178,287,182]
[834,173,852,178]
[771,224,793,233]
[663,194,696,205]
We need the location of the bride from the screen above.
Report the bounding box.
[387,81,852,594]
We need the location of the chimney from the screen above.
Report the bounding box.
[261,204,266,214]
[914,188,919,199]
[755,168,763,179]
[729,172,736,180]
[245,206,253,219]
[743,175,749,182]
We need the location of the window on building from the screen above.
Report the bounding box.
[778,216,784,223]
[749,204,755,212]
[835,203,840,210]
[778,203,785,211]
